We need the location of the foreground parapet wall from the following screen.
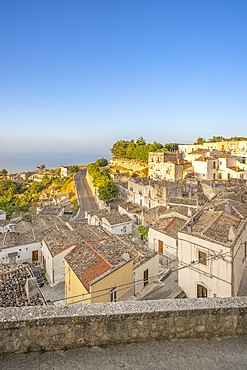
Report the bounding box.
[0,297,247,353]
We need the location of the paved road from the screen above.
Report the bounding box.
[73,171,98,220]
[1,336,247,369]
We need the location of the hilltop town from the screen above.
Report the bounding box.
[0,136,247,308]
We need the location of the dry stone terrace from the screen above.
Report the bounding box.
[0,264,45,307]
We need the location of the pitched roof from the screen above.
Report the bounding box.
[151,217,187,239]
[180,199,245,246]
[65,235,157,290]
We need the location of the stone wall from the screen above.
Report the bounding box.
[110,157,148,172]
[0,297,247,353]
[86,172,105,208]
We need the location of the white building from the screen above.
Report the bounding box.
[41,223,82,285]
[148,152,183,182]
[178,198,247,298]
[193,156,218,180]
[0,221,43,264]
[128,177,182,209]
[149,215,188,259]
[87,209,133,235]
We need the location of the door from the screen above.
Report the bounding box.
[110,287,117,302]
[197,284,207,298]
[32,250,38,261]
[158,240,163,254]
[144,269,149,287]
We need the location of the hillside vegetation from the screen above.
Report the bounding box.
[111,137,178,161]
[0,172,76,219]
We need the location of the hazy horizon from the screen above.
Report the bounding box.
[0,151,110,174]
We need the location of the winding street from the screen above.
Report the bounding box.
[73,171,98,220]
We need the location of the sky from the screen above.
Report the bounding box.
[1,0,247,164]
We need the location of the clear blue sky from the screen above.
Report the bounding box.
[1,0,247,155]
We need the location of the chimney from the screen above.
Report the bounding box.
[228,225,237,242]
[225,202,233,215]
[187,221,193,234]
[188,207,192,217]
[25,277,39,299]
[122,253,130,262]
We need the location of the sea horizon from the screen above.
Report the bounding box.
[0,151,110,174]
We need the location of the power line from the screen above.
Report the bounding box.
[49,250,231,304]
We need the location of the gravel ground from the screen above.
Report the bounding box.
[40,282,65,306]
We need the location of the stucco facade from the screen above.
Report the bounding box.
[65,258,134,304]
[178,217,247,299]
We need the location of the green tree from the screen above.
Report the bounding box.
[0,169,8,177]
[37,164,46,171]
[149,141,164,151]
[165,142,178,151]
[125,139,136,159]
[208,136,225,142]
[194,137,206,145]
[111,140,130,157]
[70,165,79,173]
[136,136,146,146]
[138,225,148,239]
[95,158,108,167]
[98,181,119,202]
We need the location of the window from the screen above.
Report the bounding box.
[198,251,207,265]
[197,284,207,298]
[140,199,142,206]
[143,269,149,286]
[110,287,117,302]
[213,162,216,169]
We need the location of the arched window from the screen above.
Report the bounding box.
[197,284,207,298]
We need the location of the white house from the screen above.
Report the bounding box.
[128,177,182,209]
[41,223,83,286]
[148,216,188,259]
[0,223,42,264]
[178,199,247,298]
[87,209,133,235]
[193,156,218,180]
[148,152,183,182]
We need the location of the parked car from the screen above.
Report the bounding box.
[31,266,45,287]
